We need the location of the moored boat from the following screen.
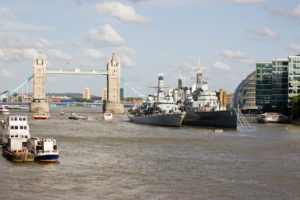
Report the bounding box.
[128,74,186,127]
[104,111,113,120]
[0,115,30,145]
[0,106,10,115]
[27,137,59,162]
[32,113,50,120]
[68,112,88,120]
[257,112,288,123]
[2,138,34,162]
[183,64,237,128]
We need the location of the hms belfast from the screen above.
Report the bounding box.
[181,64,237,128]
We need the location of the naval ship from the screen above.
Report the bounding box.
[182,65,237,128]
[128,74,186,127]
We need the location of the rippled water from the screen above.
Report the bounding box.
[1,107,300,200]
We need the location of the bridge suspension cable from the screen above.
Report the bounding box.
[0,75,33,101]
[120,76,145,98]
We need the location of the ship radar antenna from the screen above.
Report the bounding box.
[197,61,203,74]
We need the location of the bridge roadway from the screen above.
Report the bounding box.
[46,69,108,75]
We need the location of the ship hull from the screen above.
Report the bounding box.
[128,113,185,127]
[35,154,59,162]
[183,110,237,128]
[2,149,35,162]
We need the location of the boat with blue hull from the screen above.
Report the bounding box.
[27,137,59,162]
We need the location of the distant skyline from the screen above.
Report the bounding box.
[0,0,300,96]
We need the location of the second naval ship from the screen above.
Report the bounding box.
[128,74,186,127]
[182,64,237,128]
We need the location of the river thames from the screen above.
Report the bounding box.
[0,107,300,200]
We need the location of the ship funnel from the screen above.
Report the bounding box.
[158,74,164,93]
[178,79,182,89]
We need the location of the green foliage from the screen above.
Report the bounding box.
[73,98,94,103]
[276,102,290,116]
[292,95,300,119]
[17,96,22,102]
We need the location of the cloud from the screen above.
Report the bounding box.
[117,46,138,55]
[287,43,300,52]
[213,61,231,71]
[247,27,279,40]
[0,48,37,62]
[83,49,107,59]
[0,20,54,31]
[0,7,53,31]
[221,49,255,64]
[227,0,266,4]
[47,49,72,60]
[94,2,152,25]
[121,55,136,67]
[85,24,125,46]
[0,34,51,49]
[270,4,300,20]
[0,7,11,15]
[0,70,15,79]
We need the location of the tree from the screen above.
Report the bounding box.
[292,95,300,119]
[18,96,23,102]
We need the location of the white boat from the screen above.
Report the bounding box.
[27,137,59,162]
[0,106,10,115]
[104,111,113,120]
[2,137,34,162]
[68,112,88,120]
[257,112,288,123]
[0,115,30,146]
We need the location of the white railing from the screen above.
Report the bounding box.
[46,69,108,75]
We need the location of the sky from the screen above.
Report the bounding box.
[0,0,300,97]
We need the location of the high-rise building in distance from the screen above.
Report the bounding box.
[83,88,91,100]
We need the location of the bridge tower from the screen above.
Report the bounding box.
[104,52,124,113]
[30,51,49,113]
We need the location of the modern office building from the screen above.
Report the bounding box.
[256,63,272,107]
[288,56,300,104]
[271,58,288,106]
[82,88,91,100]
[256,55,300,108]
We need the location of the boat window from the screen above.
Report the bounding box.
[15,126,18,130]
[15,135,18,138]
[20,126,23,130]
[22,135,24,138]
[15,117,17,121]
[11,126,14,129]
[11,135,14,138]
[10,117,14,121]
[23,117,26,121]
[24,126,27,130]
[19,117,22,121]
[25,135,28,138]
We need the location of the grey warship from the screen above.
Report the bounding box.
[128,74,186,127]
[183,64,237,128]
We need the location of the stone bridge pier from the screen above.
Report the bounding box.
[30,51,49,113]
[104,52,124,114]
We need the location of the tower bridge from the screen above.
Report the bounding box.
[30,51,124,114]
